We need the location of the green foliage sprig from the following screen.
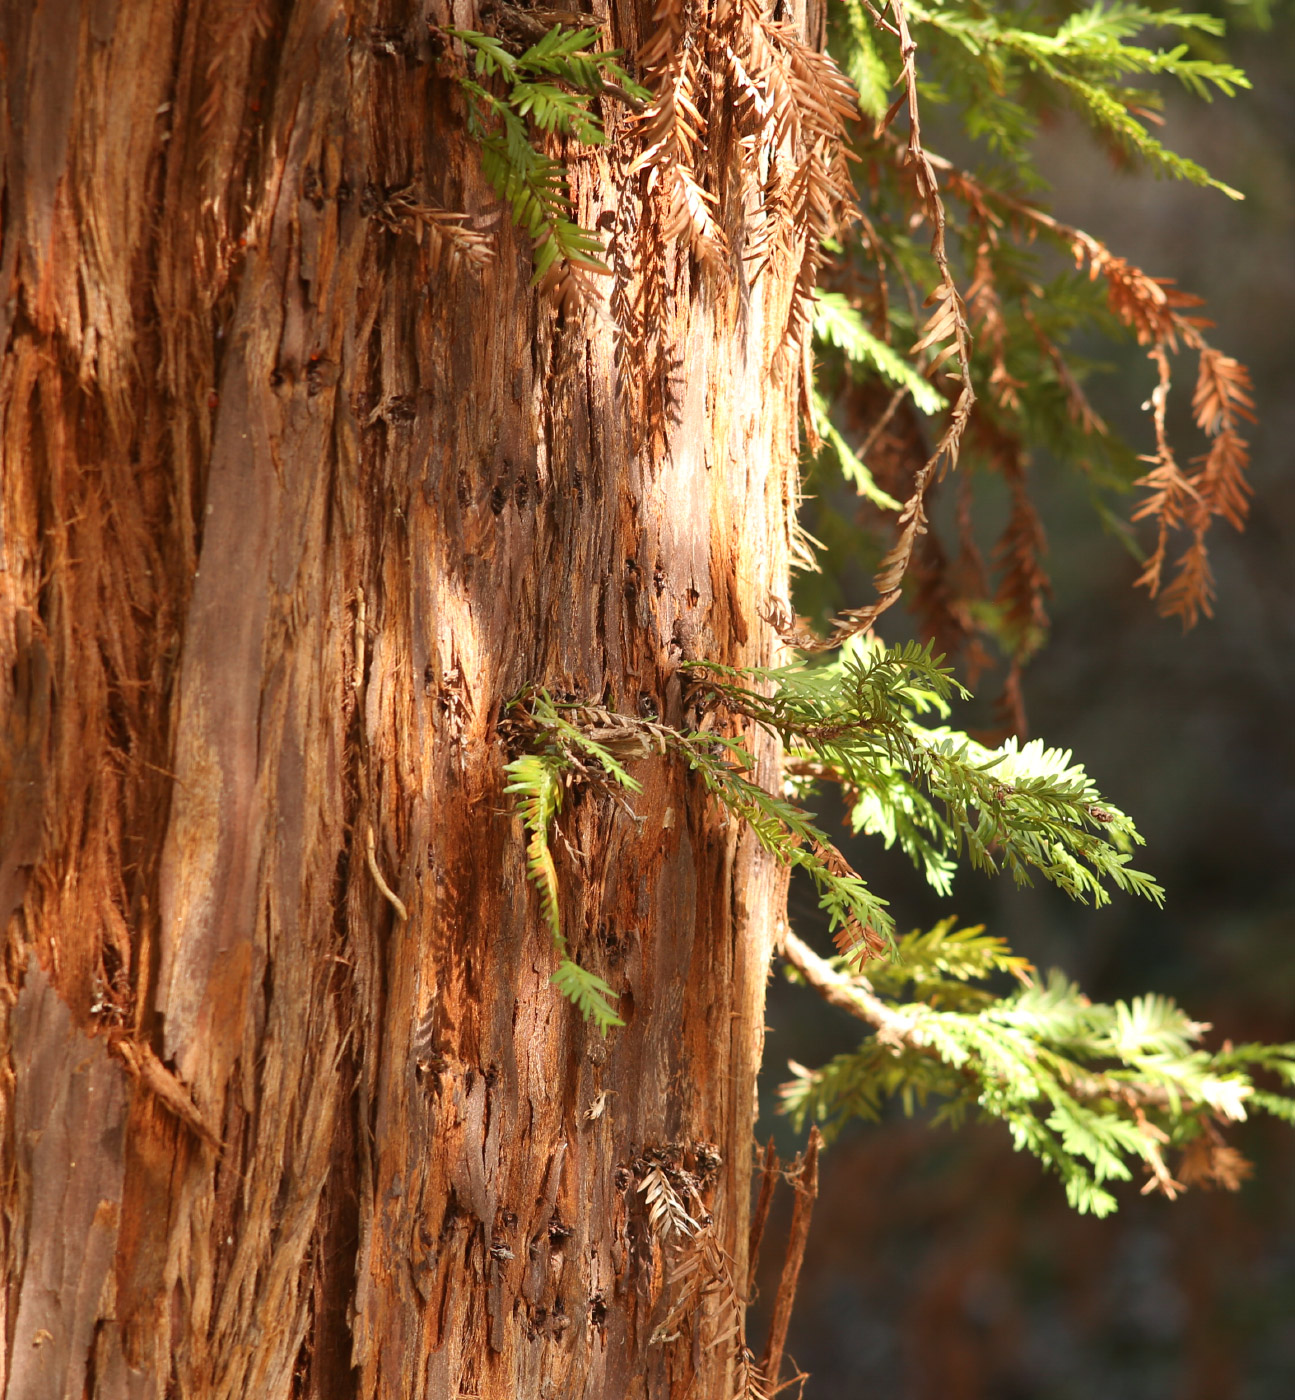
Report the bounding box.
[504,653,1293,1217]
[779,922,1295,1216]
[685,637,1163,943]
[908,1,1248,190]
[503,687,891,1028]
[673,729,896,959]
[503,698,633,1033]
[443,25,648,282]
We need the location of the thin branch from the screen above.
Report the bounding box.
[856,384,912,466]
[746,1138,780,1299]
[760,1128,821,1388]
[365,824,409,922]
[782,927,919,1044]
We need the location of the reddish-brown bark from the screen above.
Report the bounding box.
[0,2,808,1396]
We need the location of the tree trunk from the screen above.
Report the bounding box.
[0,2,807,1396]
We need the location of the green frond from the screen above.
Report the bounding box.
[451,27,519,80]
[809,383,904,511]
[1249,1092,1295,1125]
[1212,1042,1295,1085]
[530,692,644,793]
[894,0,1248,191]
[813,293,948,416]
[512,83,606,142]
[513,24,650,100]
[443,25,621,279]
[909,730,1165,907]
[781,928,1295,1216]
[1050,71,1244,197]
[504,753,564,943]
[1109,992,1204,1058]
[869,918,1033,997]
[527,830,562,942]
[685,645,1161,918]
[551,957,625,1032]
[504,748,623,1033]
[678,732,896,951]
[832,0,892,119]
[506,639,1292,1198]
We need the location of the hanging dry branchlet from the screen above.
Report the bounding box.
[637,1153,771,1400]
[931,154,1255,627]
[617,0,861,450]
[423,211,497,275]
[633,4,728,270]
[718,0,861,366]
[1140,345,1254,624]
[803,0,976,652]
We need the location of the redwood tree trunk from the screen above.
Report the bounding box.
[0,2,807,1397]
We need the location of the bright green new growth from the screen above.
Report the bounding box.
[686,638,1162,933]
[780,920,1295,1216]
[444,26,648,280]
[506,641,1160,1042]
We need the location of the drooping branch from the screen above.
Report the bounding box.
[807,0,976,651]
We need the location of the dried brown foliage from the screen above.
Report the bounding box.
[615,0,859,451]
[633,2,727,270]
[800,100,1257,735]
[639,1154,772,1400]
[1136,346,1254,624]
[372,188,497,275]
[611,151,684,459]
[935,156,1256,628]
[1178,1127,1254,1193]
[729,0,861,363]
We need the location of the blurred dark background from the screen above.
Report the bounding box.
[752,12,1295,1396]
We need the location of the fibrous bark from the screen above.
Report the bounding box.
[0,2,808,1396]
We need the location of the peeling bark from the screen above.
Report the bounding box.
[0,2,807,1396]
